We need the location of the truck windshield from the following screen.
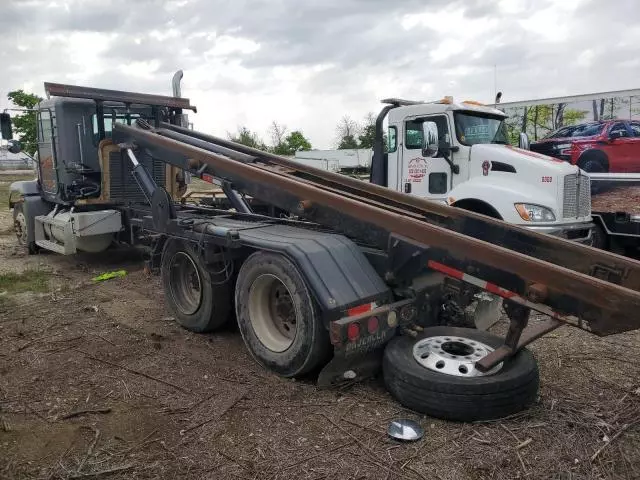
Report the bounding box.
[454,112,509,146]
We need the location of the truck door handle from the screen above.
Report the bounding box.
[404,183,412,193]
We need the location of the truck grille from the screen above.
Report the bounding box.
[109,151,166,204]
[563,173,591,219]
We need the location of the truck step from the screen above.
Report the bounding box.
[35,215,69,229]
[35,239,69,255]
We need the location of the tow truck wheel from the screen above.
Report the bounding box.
[235,251,330,378]
[12,202,38,254]
[383,326,539,422]
[161,239,231,333]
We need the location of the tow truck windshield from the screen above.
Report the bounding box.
[454,111,509,146]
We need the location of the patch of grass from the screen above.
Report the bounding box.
[0,174,36,211]
[0,269,50,294]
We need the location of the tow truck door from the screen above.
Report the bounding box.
[400,115,453,200]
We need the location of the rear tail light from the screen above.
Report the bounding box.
[347,323,360,342]
[347,303,374,317]
[367,316,379,334]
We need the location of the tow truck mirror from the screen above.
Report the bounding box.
[518,132,530,150]
[7,140,22,154]
[421,121,439,158]
[0,113,13,140]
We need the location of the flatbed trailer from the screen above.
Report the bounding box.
[5,81,640,422]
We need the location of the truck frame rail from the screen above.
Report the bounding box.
[111,119,640,371]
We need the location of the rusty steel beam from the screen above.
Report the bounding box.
[161,122,640,292]
[115,123,640,336]
[476,318,562,371]
[45,83,196,111]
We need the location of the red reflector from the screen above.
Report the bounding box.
[348,303,372,317]
[202,173,214,183]
[347,323,360,342]
[367,316,379,334]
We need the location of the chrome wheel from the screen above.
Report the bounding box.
[248,274,297,352]
[168,252,202,315]
[412,335,502,377]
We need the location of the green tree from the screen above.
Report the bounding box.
[336,115,360,149]
[267,121,312,155]
[227,126,267,150]
[6,90,42,155]
[284,130,311,153]
[358,112,376,149]
[268,121,290,155]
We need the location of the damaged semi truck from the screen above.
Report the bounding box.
[3,75,640,422]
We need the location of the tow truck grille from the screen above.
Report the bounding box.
[563,173,591,219]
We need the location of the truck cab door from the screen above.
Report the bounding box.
[37,109,59,195]
[625,121,640,172]
[606,121,634,172]
[401,115,452,200]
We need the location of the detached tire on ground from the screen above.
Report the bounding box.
[235,251,330,378]
[161,239,231,332]
[383,326,539,422]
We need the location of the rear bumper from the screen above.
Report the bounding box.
[527,221,594,244]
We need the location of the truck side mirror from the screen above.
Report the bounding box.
[0,113,13,140]
[421,121,439,158]
[518,132,530,150]
[7,140,22,154]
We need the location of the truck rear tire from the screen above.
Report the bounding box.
[235,251,330,378]
[161,239,231,332]
[383,326,539,421]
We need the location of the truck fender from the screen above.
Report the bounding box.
[10,182,52,245]
[448,176,557,224]
[8,180,39,208]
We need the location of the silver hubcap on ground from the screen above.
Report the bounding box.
[413,335,502,377]
[14,211,27,245]
[248,274,297,352]
[169,252,202,315]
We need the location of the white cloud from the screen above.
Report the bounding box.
[0,0,639,148]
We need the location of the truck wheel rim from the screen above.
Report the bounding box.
[169,252,202,315]
[14,211,27,245]
[412,335,502,377]
[249,274,297,353]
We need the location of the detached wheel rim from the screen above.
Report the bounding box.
[14,211,27,245]
[249,274,297,352]
[168,252,202,315]
[413,335,502,377]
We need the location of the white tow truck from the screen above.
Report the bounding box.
[365,97,594,242]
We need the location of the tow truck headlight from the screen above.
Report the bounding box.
[515,203,556,222]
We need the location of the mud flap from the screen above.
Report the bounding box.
[317,349,384,388]
[473,294,503,331]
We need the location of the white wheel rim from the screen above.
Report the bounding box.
[248,274,297,353]
[412,335,503,377]
[168,252,202,315]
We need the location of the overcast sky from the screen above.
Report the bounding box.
[1,0,639,148]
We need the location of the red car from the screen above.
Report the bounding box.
[530,120,640,172]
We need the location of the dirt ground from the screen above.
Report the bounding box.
[592,185,640,215]
[0,173,639,480]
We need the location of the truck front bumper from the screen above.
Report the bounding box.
[527,221,594,244]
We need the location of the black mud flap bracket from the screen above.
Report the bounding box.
[317,349,385,388]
